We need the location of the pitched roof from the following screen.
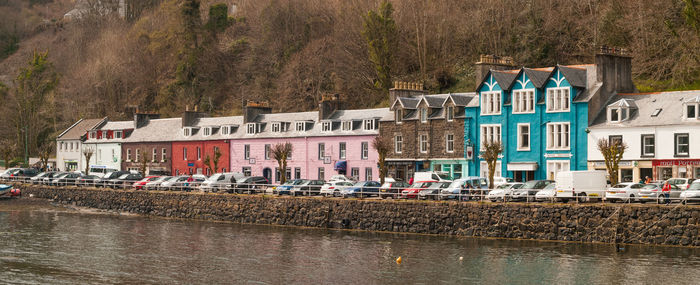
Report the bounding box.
[123,118,184,142]
[558,65,587,88]
[491,70,519,91]
[448,93,475,106]
[590,90,700,128]
[57,118,105,140]
[523,68,552,88]
[101,120,134,130]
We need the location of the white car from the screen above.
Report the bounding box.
[320,181,354,196]
[667,178,696,190]
[487,183,524,202]
[605,183,645,203]
[535,183,557,202]
[328,175,354,183]
[199,172,244,192]
[489,177,514,187]
[680,182,700,204]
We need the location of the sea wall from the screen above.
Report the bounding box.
[18,185,700,247]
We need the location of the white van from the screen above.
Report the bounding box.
[554,171,607,202]
[413,171,452,182]
[88,167,118,178]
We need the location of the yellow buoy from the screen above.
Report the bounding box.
[459,256,463,261]
[396,256,402,264]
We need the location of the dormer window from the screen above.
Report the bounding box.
[608,107,629,123]
[342,121,353,131]
[295,121,306,132]
[184,128,192,137]
[420,108,428,123]
[89,131,96,139]
[221,126,230,135]
[271,122,282,132]
[246,123,260,134]
[446,106,454,121]
[102,131,107,139]
[322,121,332,132]
[203,127,212,136]
[686,103,698,119]
[395,109,403,124]
[363,119,375,130]
[115,131,122,139]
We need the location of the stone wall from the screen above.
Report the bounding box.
[18,185,700,247]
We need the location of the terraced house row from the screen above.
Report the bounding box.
[56,47,700,182]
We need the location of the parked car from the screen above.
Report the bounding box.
[327,175,355,183]
[107,173,144,189]
[145,176,172,190]
[30,171,56,184]
[340,181,381,198]
[439,177,488,201]
[680,182,700,204]
[159,176,189,191]
[666,178,696,190]
[132,176,161,190]
[275,179,307,195]
[487,182,525,202]
[413,171,452,182]
[199,172,244,192]
[52,172,82,186]
[43,172,67,185]
[401,181,437,199]
[11,168,39,181]
[320,181,355,197]
[379,181,411,199]
[77,175,100,187]
[88,167,119,178]
[229,176,268,194]
[0,168,21,179]
[488,176,514,188]
[554,171,608,202]
[605,183,646,203]
[638,183,681,204]
[511,180,554,202]
[290,180,326,196]
[534,183,557,202]
[418,181,452,200]
[96,171,130,187]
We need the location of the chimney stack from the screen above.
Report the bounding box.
[474,54,517,88]
[134,112,160,129]
[319,94,343,121]
[389,81,428,104]
[182,105,208,127]
[243,100,272,123]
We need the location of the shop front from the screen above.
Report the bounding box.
[653,159,700,180]
[386,160,416,182]
[588,160,653,183]
[430,159,468,180]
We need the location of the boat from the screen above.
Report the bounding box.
[0,184,15,197]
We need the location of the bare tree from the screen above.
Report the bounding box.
[271,142,293,184]
[1,139,16,169]
[137,147,151,176]
[481,140,503,190]
[38,141,54,171]
[204,146,222,174]
[372,135,391,185]
[597,138,627,185]
[83,146,94,175]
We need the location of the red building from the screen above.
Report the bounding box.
[171,140,231,176]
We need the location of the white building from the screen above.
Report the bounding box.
[588,90,700,182]
[56,118,105,172]
[83,119,133,172]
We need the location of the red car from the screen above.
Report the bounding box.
[132,176,161,190]
[400,181,437,199]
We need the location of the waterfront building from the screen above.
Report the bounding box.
[587,90,700,182]
[83,119,133,171]
[465,48,637,181]
[379,82,476,181]
[171,108,234,176]
[56,118,105,171]
[120,114,176,175]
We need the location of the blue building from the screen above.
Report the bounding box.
[465,48,636,181]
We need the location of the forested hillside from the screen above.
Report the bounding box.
[0,0,698,158]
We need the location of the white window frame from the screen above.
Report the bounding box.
[246,123,258,134]
[135,149,141,162]
[445,133,454,153]
[512,89,535,114]
[363,119,375,130]
[89,131,96,139]
[244,144,250,160]
[419,134,429,153]
[365,167,373,181]
[686,103,699,119]
[395,109,403,124]
[517,123,530,151]
[641,134,655,157]
[546,87,570,112]
[322,121,332,132]
[395,135,403,154]
[203,127,212,136]
[183,128,191,137]
[480,91,501,115]
[183,148,188,160]
[546,160,570,180]
[480,161,502,178]
[152,148,157,162]
[546,122,570,150]
[361,142,369,160]
[221,126,230,135]
[318,143,325,160]
[675,133,690,156]
[197,147,201,160]
[420,108,428,123]
[339,142,346,159]
[115,131,122,139]
[318,167,325,180]
[265,144,271,160]
[161,148,167,162]
[342,121,353,131]
[126,149,132,162]
[295,121,306,132]
[446,106,454,121]
[480,124,502,150]
[271,123,281,133]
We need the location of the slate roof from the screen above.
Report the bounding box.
[124,118,184,143]
[385,93,476,121]
[558,65,587,88]
[590,90,700,128]
[491,70,519,91]
[57,118,105,141]
[523,68,552,88]
[101,120,134,130]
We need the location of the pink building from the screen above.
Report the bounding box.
[229,98,390,182]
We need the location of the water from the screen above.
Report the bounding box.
[0,207,698,284]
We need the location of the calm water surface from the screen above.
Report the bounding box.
[0,207,698,284]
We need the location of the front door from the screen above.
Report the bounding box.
[262,168,272,181]
[514,171,534,182]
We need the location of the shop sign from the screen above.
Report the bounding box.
[544,153,572,158]
[652,159,700,167]
[593,161,633,167]
[466,146,474,160]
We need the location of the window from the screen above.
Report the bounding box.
[246,123,258,134]
[446,134,454,153]
[271,123,281,133]
[512,89,535,113]
[197,147,201,160]
[126,149,132,162]
[610,108,619,121]
[419,134,429,153]
[203,127,211,136]
[152,148,157,162]
[546,122,570,150]
[244,145,250,159]
[546,160,570,180]
[339,142,346,159]
[318,143,325,160]
[546,87,570,112]
[651,108,662,117]
[365,167,373,181]
[480,124,501,149]
[295,122,306,132]
[242,167,251,177]
[318,167,325,180]
[517,123,530,151]
[322,121,331,132]
[480,91,501,115]
[363,119,375,130]
[675,133,689,157]
[135,149,141,162]
[395,109,403,123]
[102,131,107,139]
[480,161,502,178]
[687,104,698,119]
[184,128,191,137]
[342,121,353,131]
[115,131,122,139]
[361,142,369,160]
[162,148,167,162]
[641,135,655,157]
[420,108,428,123]
[221,126,230,135]
[395,135,403,154]
[183,148,188,160]
[286,168,292,180]
[89,131,96,139]
[446,106,454,121]
[609,135,623,146]
[265,144,271,160]
[294,167,301,180]
[351,167,360,181]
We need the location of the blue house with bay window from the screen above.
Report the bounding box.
[465,48,637,181]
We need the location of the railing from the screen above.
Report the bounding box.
[2,176,699,205]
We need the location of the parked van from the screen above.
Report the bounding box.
[89,167,118,178]
[413,171,452,182]
[554,171,607,202]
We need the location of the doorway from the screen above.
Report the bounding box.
[640,168,652,182]
[513,171,534,182]
[263,168,272,181]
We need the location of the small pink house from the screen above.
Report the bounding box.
[229,98,389,182]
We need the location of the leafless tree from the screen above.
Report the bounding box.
[597,138,628,185]
[204,146,222,174]
[372,135,391,185]
[481,140,503,190]
[271,142,293,184]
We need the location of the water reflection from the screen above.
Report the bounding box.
[0,210,698,284]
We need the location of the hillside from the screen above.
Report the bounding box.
[0,0,698,157]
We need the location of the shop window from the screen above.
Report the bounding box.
[620,169,633,182]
